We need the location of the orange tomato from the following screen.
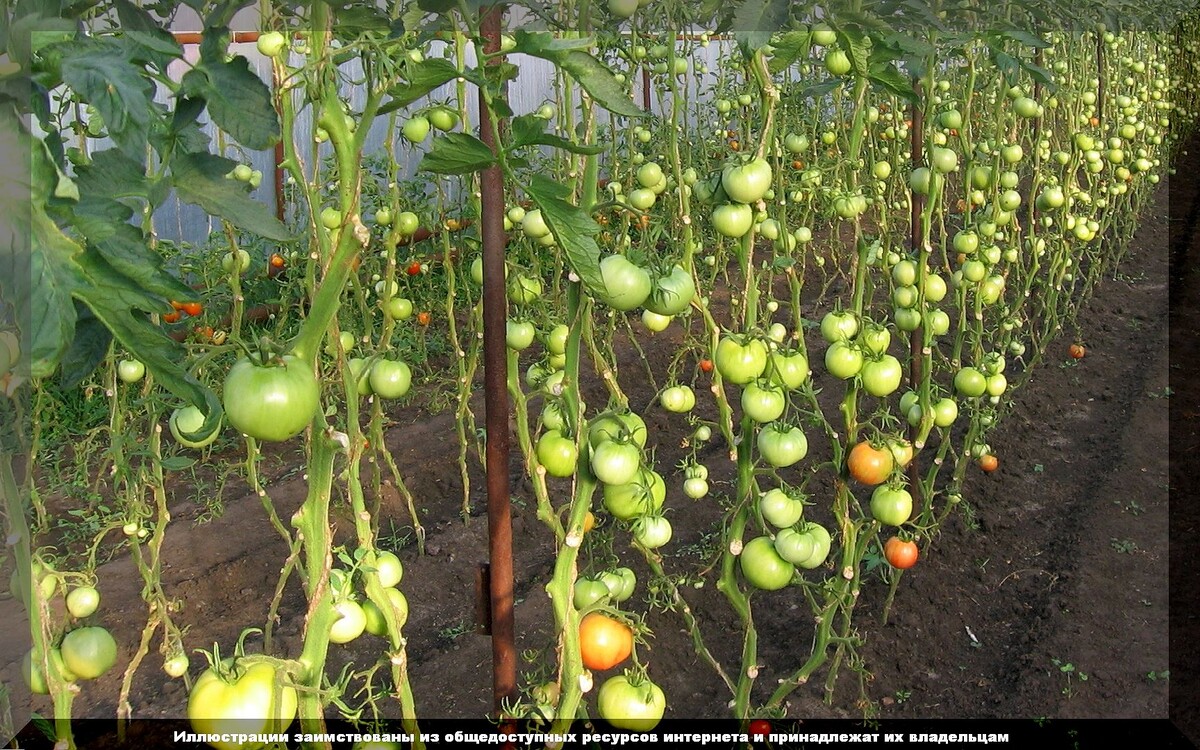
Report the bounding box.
[181,301,203,317]
[162,311,181,324]
[579,612,633,671]
[847,441,894,485]
[417,311,432,326]
[978,454,999,472]
[1068,343,1086,359]
[270,253,285,268]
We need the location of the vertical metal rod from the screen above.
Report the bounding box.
[642,63,652,112]
[477,2,517,714]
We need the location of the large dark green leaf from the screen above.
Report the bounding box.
[868,63,917,102]
[59,38,155,156]
[170,151,294,240]
[418,132,496,175]
[181,55,279,151]
[73,148,149,201]
[523,175,604,296]
[731,0,790,54]
[766,30,811,74]
[509,114,605,156]
[379,58,462,115]
[58,302,111,389]
[511,32,644,119]
[114,0,182,71]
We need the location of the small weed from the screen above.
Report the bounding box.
[438,619,472,643]
[1051,658,1088,698]
[894,689,912,704]
[1145,669,1170,683]
[1033,463,1044,473]
[1148,387,1174,399]
[378,520,417,552]
[1114,498,1145,516]
[1110,538,1139,554]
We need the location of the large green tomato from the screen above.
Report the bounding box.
[715,336,768,384]
[603,467,666,520]
[598,255,653,311]
[645,265,696,316]
[759,488,804,528]
[721,158,773,204]
[739,536,795,590]
[589,439,641,486]
[597,675,666,731]
[368,359,412,400]
[536,430,578,478]
[756,423,808,467]
[870,485,914,526]
[588,412,648,449]
[60,626,117,680]
[767,349,809,390]
[860,355,903,397]
[362,587,410,635]
[188,659,298,750]
[169,405,222,449]
[711,202,754,238]
[223,355,319,442]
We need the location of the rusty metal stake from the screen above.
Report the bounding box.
[478,2,517,714]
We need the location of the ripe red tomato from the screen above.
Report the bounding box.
[406,261,422,276]
[579,612,633,671]
[699,358,714,373]
[749,719,772,738]
[884,537,919,569]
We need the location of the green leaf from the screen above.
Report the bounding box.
[26,210,85,378]
[323,0,393,38]
[868,64,917,102]
[181,55,279,151]
[58,302,111,389]
[511,33,644,119]
[160,456,197,471]
[114,0,183,70]
[73,148,149,201]
[510,31,594,54]
[418,132,495,175]
[841,27,872,78]
[59,38,155,156]
[509,114,605,155]
[170,151,294,241]
[999,26,1050,50]
[87,223,197,302]
[791,78,841,101]
[766,30,811,74]
[379,57,462,115]
[523,174,604,296]
[730,0,790,53]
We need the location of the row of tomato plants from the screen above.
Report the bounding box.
[6,1,1200,747]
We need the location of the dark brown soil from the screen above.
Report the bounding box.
[3,134,1197,747]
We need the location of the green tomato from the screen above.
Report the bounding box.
[368,359,412,400]
[597,675,666,731]
[66,586,101,619]
[740,536,795,590]
[60,626,117,680]
[169,405,222,449]
[188,659,298,750]
[223,355,320,442]
[401,116,431,143]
